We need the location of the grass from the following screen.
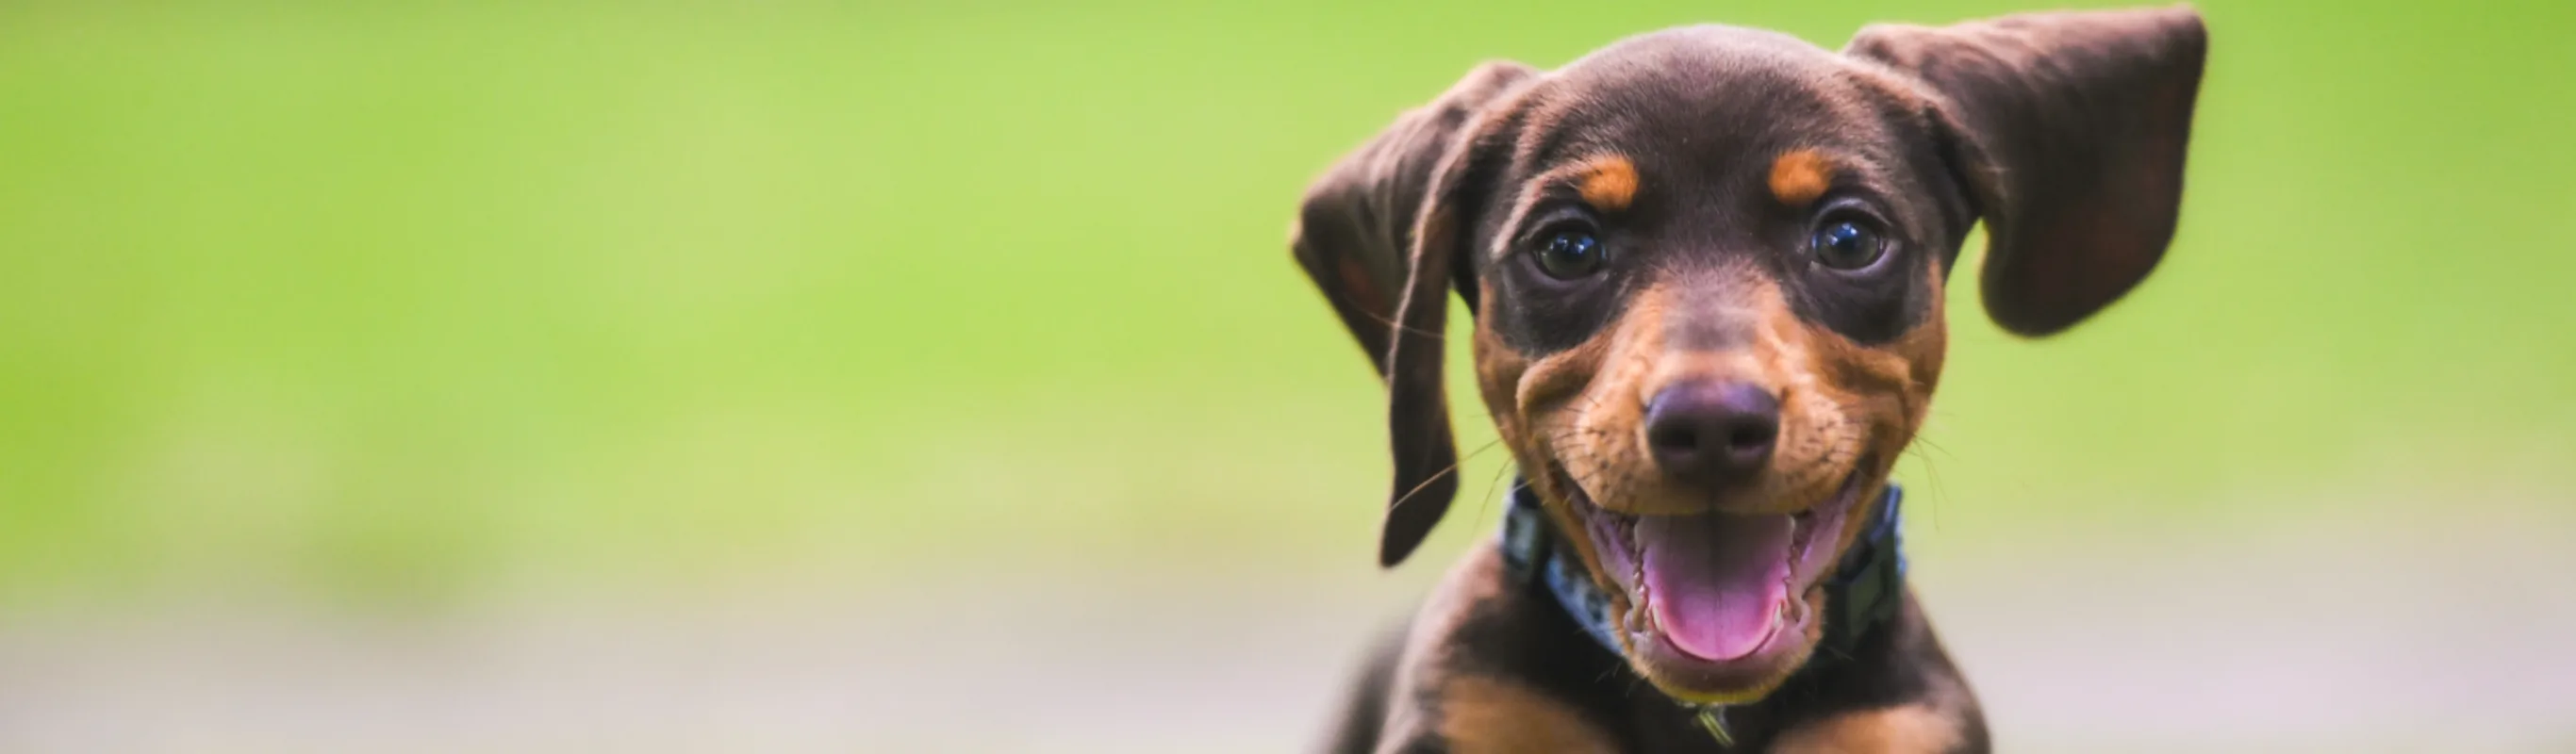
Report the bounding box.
[0,0,2570,608]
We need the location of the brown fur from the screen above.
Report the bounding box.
[1482,270,1945,706]
[1766,149,1836,207]
[1537,275,1899,520]
[1439,677,1623,754]
[1772,706,1964,754]
[1577,156,1643,212]
[1293,7,2207,751]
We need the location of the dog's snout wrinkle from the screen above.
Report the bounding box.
[1662,287,1762,352]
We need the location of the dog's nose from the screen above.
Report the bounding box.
[1643,381,1779,486]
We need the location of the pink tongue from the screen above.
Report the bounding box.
[1637,513,1793,661]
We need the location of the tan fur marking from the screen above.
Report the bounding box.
[1576,156,1640,211]
[1768,148,1836,207]
[1435,677,1619,754]
[1773,705,1963,754]
[1471,262,1955,704]
[1786,262,1948,475]
[1553,275,1873,520]
[1473,283,1638,669]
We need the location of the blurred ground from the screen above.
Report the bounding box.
[9,510,2576,752]
[2,0,2573,751]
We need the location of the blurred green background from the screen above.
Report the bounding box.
[2,1,2572,751]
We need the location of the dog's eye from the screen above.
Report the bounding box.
[1810,219,1887,270]
[1535,231,1607,279]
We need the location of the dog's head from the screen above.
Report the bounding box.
[1292,8,2205,702]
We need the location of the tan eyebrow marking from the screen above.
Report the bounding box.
[1768,148,1837,207]
[1575,156,1639,212]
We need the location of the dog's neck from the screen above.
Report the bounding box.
[1496,477,1909,743]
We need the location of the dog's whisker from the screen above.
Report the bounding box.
[1384,435,1511,518]
[1343,304,1451,343]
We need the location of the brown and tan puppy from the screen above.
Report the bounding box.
[1291,7,2207,752]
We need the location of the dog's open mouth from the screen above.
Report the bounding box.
[1560,465,1873,696]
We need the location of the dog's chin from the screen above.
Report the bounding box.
[1557,466,1874,705]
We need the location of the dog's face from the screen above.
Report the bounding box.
[1294,8,2204,703]
[1467,29,1969,700]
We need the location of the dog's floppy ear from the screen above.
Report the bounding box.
[1292,61,1534,567]
[1849,6,2207,336]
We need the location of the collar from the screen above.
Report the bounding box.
[1496,476,1908,725]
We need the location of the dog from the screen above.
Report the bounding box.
[1288,7,2206,752]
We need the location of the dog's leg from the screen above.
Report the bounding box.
[1771,703,1982,754]
[1420,676,1618,754]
